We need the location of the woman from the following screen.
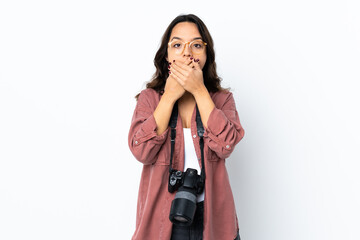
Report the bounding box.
[128,14,244,240]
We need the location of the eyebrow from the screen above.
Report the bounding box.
[170,37,203,41]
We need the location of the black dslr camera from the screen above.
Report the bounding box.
[168,168,205,226]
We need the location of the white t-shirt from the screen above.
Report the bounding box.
[183,127,205,202]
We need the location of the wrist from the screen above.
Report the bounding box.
[161,91,177,104]
[192,85,208,99]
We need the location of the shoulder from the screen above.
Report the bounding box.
[210,89,233,98]
[209,89,235,108]
[139,88,159,98]
[137,88,160,100]
[136,88,161,108]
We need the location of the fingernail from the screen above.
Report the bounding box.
[169,62,172,65]
[190,57,193,60]
[196,59,200,62]
[168,71,171,74]
[168,65,171,69]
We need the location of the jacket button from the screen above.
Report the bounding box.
[193,135,196,138]
[226,145,230,149]
[135,140,138,145]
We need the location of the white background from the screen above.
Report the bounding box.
[1,0,359,239]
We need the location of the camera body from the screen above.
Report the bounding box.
[168,168,205,226]
[168,168,204,194]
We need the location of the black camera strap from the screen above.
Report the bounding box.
[169,101,178,173]
[168,101,206,182]
[195,104,206,181]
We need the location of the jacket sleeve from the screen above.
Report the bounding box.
[128,90,170,165]
[203,92,245,159]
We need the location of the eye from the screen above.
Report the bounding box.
[172,42,183,48]
[192,41,204,49]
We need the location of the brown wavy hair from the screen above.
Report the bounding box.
[135,14,229,100]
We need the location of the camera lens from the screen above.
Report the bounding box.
[169,168,199,226]
[174,216,188,222]
[169,189,197,226]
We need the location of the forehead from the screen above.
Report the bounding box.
[170,22,201,40]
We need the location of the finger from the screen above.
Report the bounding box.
[188,60,196,69]
[186,58,193,66]
[187,58,199,69]
[169,70,185,86]
[171,61,188,77]
[174,60,192,72]
[192,58,201,70]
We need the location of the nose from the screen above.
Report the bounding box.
[182,42,193,57]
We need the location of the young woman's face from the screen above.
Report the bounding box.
[166,22,207,69]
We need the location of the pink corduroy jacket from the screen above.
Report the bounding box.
[128,88,245,240]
